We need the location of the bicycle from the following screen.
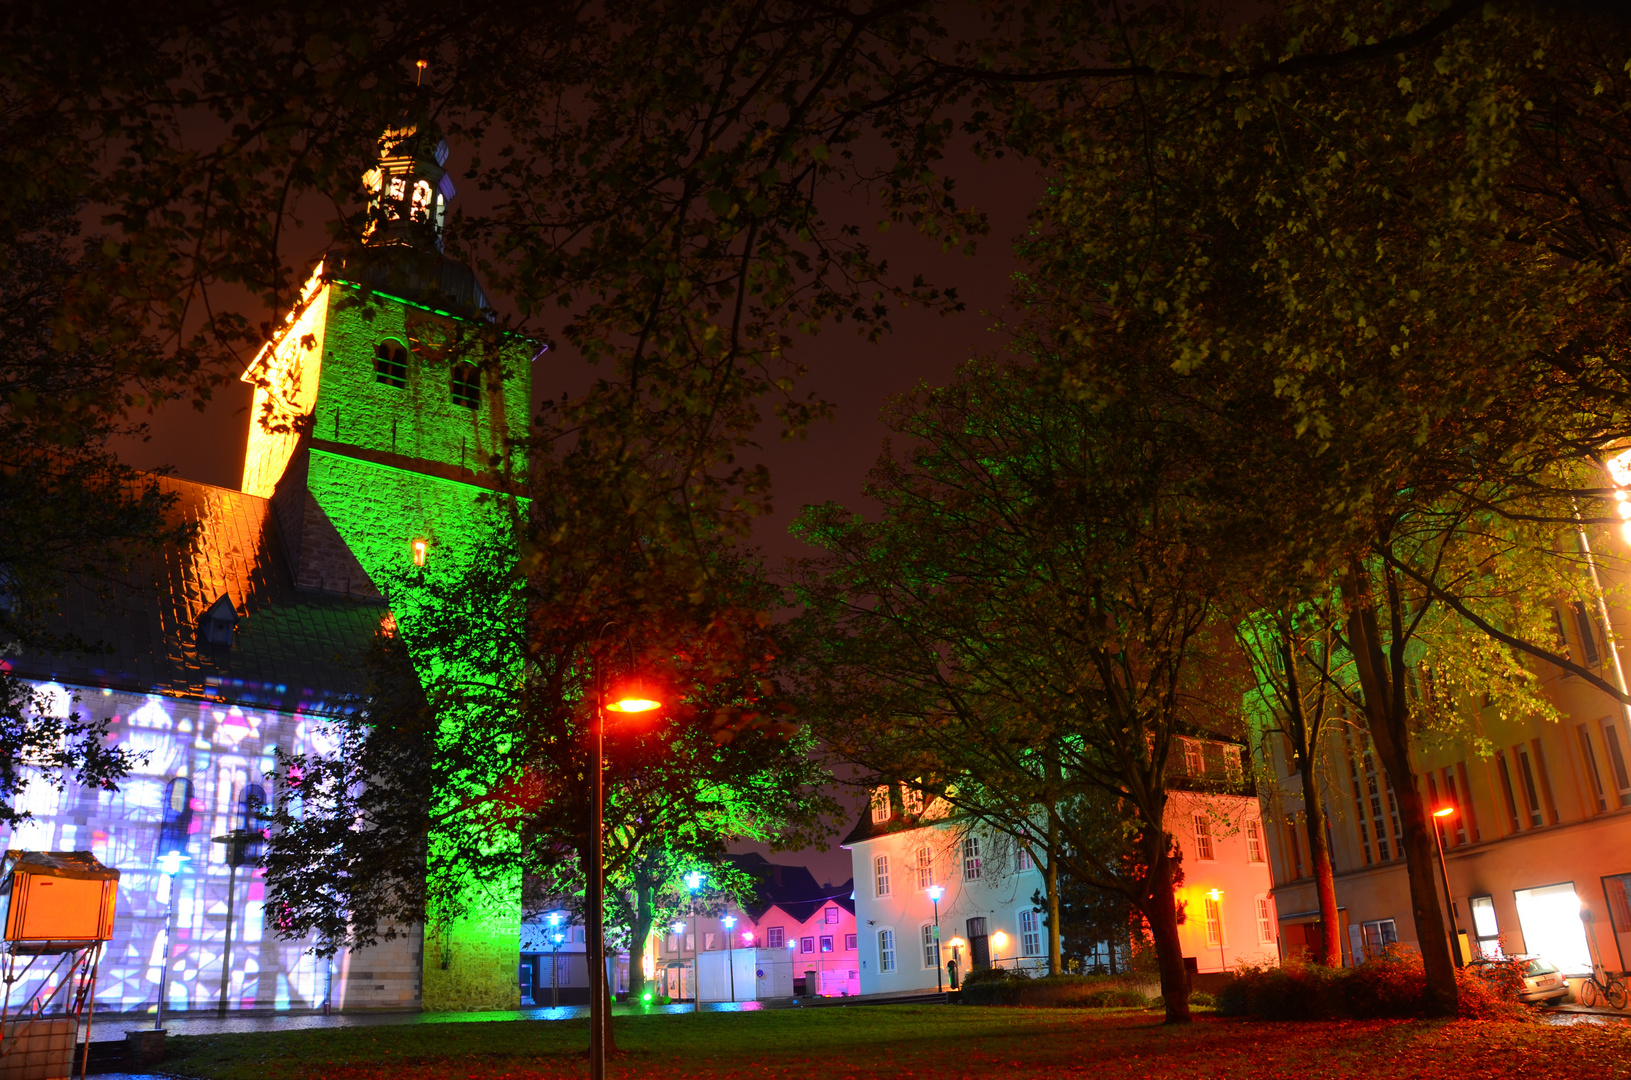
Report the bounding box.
[1577,964,1629,1010]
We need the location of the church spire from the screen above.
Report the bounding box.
[363,118,455,252]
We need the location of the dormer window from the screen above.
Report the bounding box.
[375,341,409,387]
[200,594,236,648]
[1183,739,1204,776]
[451,365,480,409]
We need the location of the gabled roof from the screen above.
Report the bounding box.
[839,787,951,848]
[729,854,855,924]
[5,476,382,712]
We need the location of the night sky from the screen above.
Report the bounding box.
[113,139,1039,889]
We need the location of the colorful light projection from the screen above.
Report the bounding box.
[0,683,418,1014]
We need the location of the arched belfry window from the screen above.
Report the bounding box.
[375,341,409,388]
[451,365,480,409]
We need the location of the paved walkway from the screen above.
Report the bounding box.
[89,999,792,1038]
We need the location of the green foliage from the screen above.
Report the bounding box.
[794,357,1247,1023]
[264,498,835,956]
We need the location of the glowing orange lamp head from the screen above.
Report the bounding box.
[605,679,661,714]
[1207,888,1222,902]
[1433,806,1457,819]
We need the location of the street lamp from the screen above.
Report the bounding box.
[154,850,188,1032]
[684,871,705,1013]
[1207,888,1225,975]
[722,915,738,1003]
[589,660,662,1080]
[547,912,564,1009]
[1431,806,1463,967]
[926,885,945,994]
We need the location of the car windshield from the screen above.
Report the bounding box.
[1522,959,1558,976]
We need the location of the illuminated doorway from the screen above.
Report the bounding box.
[1513,883,1591,975]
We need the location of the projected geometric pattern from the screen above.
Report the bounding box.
[3,682,419,1014]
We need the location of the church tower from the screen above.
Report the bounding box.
[240,119,530,1011]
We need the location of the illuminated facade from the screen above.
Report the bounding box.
[845,757,1278,997]
[5,684,417,1013]
[1259,592,1631,977]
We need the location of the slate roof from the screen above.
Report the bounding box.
[5,476,383,713]
[730,853,856,923]
[838,787,951,848]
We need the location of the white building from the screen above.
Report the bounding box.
[844,750,1279,996]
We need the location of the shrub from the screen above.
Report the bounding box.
[957,966,1031,1006]
[957,971,1156,1008]
[1217,948,1533,1021]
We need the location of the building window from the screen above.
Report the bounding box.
[1602,720,1631,807]
[1193,814,1214,861]
[921,924,937,968]
[450,365,481,408]
[1515,745,1545,827]
[825,906,840,924]
[870,786,891,823]
[1255,897,1273,943]
[874,854,890,898]
[902,787,924,816]
[1245,819,1264,863]
[1574,601,1602,665]
[666,934,678,952]
[685,934,695,951]
[1017,847,1034,873]
[766,927,784,949]
[1019,909,1041,956]
[704,933,716,950]
[1360,918,1398,958]
[962,837,982,881]
[1184,739,1204,776]
[915,845,934,890]
[1203,896,1223,947]
[1496,751,1522,832]
[878,930,896,972]
[1605,874,1631,934]
[800,936,814,954]
[374,341,408,387]
[845,933,857,950]
[820,935,833,953]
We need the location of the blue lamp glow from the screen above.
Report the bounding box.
[684,871,704,891]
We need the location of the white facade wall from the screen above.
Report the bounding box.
[849,824,1047,996]
[848,790,1279,995]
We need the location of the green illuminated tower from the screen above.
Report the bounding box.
[241,119,530,1010]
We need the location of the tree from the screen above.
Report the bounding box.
[263,506,834,1030]
[1000,0,1631,1012]
[795,358,1247,1023]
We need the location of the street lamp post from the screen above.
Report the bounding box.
[154,851,187,1031]
[926,885,944,994]
[547,912,563,1009]
[722,915,737,1003]
[1207,889,1225,975]
[589,654,662,1080]
[1432,806,1463,967]
[684,871,705,1012]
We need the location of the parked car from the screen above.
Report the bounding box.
[1469,955,1569,1004]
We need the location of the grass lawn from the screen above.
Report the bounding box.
[163,1004,1631,1080]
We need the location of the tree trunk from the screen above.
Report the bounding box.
[1344,558,1457,1014]
[577,845,619,1054]
[1143,851,1191,1024]
[1045,815,1063,976]
[1298,763,1342,967]
[626,871,656,1002]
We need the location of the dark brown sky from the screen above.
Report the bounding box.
[113,140,1040,888]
